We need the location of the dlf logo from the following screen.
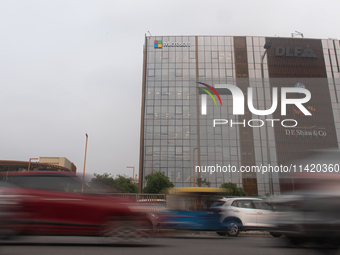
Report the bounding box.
[200,84,311,116]
[275,44,317,58]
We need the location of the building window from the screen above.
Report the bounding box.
[176,106,183,115]
[212,51,218,59]
[148,69,155,77]
[199,69,205,77]
[161,126,168,135]
[226,69,233,77]
[145,147,152,155]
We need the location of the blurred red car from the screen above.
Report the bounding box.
[4,171,151,241]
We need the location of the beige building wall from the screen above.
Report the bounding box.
[39,157,73,171]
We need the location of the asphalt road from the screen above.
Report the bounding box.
[0,235,338,255]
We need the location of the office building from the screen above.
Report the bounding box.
[139,35,340,195]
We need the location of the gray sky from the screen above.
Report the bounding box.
[1,0,339,179]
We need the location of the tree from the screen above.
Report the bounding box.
[196,177,211,187]
[89,173,137,193]
[142,172,174,194]
[220,182,246,197]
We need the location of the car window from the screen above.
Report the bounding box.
[211,201,226,207]
[10,175,83,193]
[231,201,238,207]
[235,200,253,209]
[253,201,273,210]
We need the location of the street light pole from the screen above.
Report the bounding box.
[82,133,88,193]
[261,41,274,196]
[126,166,136,184]
[193,148,198,187]
[28,158,39,172]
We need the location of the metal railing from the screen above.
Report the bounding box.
[106,193,166,212]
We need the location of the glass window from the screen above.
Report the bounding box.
[253,201,273,210]
[176,51,182,62]
[176,106,182,115]
[236,200,253,209]
[231,200,238,207]
[198,52,204,63]
[148,69,154,77]
[10,175,83,193]
[169,51,176,62]
[162,87,169,95]
[146,106,153,115]
[199,69,205,77]
[161,126,168,135]
[226,69,233,77]
[212,51,218,59]
[145,146,152,155]
[211,201,226,207]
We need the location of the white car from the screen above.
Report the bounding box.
[211,197,281,237]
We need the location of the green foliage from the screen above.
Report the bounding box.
[142,172,174,194]
[89,173,137,193]
[196,177,211,187]
[220,182,246,197]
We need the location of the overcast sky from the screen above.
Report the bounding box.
[1,0,339,179]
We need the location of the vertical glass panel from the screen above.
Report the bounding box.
[176,147,183,155]
[161,126,168,135]
[145,126,153,140]
[176,106,183,115]
[183,51,189,62]
[148,69,155,77]
[145,146,152,155]
[205,52,211,62]
[198,52,204,63]
[169,51,176,62]
[176,51,182,62]
[146,106,153,115]
[163,52,169,59]
[198,37,204,45]
[176,126,182,138]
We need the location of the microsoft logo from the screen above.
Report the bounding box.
[154,40,162,48]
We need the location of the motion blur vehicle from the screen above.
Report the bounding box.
[270,176,340,246]
[211,197,280,237]
[270,193,340,247]
[3,171,152,242]
[270,150,340,247]
[0,181,24,239]
[157,187,227,232]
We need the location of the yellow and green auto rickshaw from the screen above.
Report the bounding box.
[157,187,229,232]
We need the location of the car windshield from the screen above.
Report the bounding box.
[8,175,93,193]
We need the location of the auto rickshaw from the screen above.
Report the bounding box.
[157,187,228,232]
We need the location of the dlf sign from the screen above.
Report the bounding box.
[275,44,317,58]
[201,84,311,116]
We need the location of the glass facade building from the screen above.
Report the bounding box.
[139,35,340,195]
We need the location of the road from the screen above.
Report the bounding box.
[0,235,337,255]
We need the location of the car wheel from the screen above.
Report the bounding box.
[104,220,151,243]
[270,232,283,238]
[216,232,227,236]
[226,220,240,237]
